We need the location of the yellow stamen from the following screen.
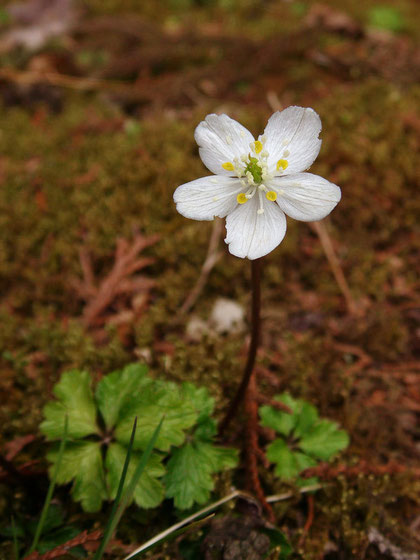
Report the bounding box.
[254,140,263,154]
[266,191,277,201]
[222,161,235,171]
[277,159,288,171]
[237,193,248,204]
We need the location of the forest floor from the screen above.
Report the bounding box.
[0,0,419,559]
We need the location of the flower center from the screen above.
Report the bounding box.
[221,137,289,215]
[244,156,263,185]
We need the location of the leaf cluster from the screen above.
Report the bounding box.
[259,393,349,484]
[41,364,238,512]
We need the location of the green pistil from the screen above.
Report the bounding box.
[244,156,263,184]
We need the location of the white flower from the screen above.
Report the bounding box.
[173,107,341,260]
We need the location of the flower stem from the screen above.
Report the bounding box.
[219,257,262,436]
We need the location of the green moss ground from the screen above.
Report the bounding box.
[0,0,419,557]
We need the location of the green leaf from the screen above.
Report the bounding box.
[181,382,214,422]
[94,418,138,560]
[299,420,349,461]
[165,442,216,509]
[262,528,292,557]
[47,442,107,512]
[368,6,405,32]
[0,8,11,25]
[115,383,197,451]
[293,401,319,438]
[194,416,217,441]
[41,370,97,440]
[100,417,164,556]
[294,452,318,472]
[164,440,236,510]
[194,442,238,471]
[259,394,318,439]
[96,363,150,429]
[106,443,165,509]
[266,439,302,480]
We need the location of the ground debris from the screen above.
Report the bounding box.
[72,232,158,336]
[367,527,419,560]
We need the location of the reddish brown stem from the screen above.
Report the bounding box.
[219,258,262,436]
[245,372,275,521]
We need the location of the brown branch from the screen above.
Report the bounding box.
[23,530,103,560]
[0,68,135,94]
[310,220,358,315]
[301,460,420,481]
[245,372,275,521]
[73,233,159,328]
[299,494,315,547]
[179,218,224,316]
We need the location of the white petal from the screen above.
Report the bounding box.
[174,176,242,221]
[225,196,287,260]
[270,172,341,222]
[195,114,254,176]
[263,107,322,175]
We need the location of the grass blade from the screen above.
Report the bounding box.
[116,416,164,522]
[28,415,68,555]
[123,490,242,560]
[93,416,138,560]
[95,416,164,560]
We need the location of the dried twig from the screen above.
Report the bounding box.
[333,342,372,376]
[179,218,224,315]
[0,68,135,94]
[73,233,159,328]
[310,221,358,315]
[23,529,103,560]
[245,372,275,521]
[301,460,420,480]
[5,435,36,461]
[299,494,315,547]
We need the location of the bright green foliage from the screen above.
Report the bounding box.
[164,383,238,509]
[260,393,349,483]
[95,363,150,429]
[299,420,350,461]
[368,6,406,33]
[47,442,107,513]
[41,370,98,439]
[106,443,165,509]
[41,363,237,512]
[165,441,237,509]
[114,380,197,451]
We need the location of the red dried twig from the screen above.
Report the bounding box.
[73,233,159,328]
[301,460,420,481]
[245,372,275,522]
[333,342,372,376]
[0,436,42,484]
[23,530,103,560]
[299,494,315,547]
[5,435,36,461]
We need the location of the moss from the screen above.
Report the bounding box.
[1,3,419,555]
